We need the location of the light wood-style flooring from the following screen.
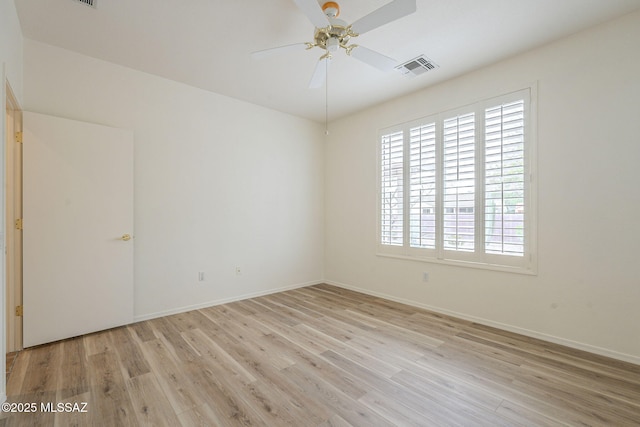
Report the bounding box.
[2,284,639,426]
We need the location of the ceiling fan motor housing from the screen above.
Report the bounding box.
[314,18,350,51]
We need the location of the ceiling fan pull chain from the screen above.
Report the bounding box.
[325,58,330,136]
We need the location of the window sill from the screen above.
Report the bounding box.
[376,252,537,276]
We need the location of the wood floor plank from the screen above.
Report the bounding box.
[20,342,62,395]
[177,402,227,427]
[463,321,640,377]
[320,349,457,425]
[390,367,504,413]
[58,338,89,400]
[181,328,258,386]
[231,378,311,427]
[281,363,394,427]
[83,329,114,356]
[295,323,402,378]
[86,350,138,426]
[458,326,640,384]
[199,307,271,348]
[251,312,329,355]
[344,309,444,350]
[185,324,320,425]
[245,299,300,328]
[128,321,157,343]
[257,295,321,325]
[321,348,501,427]
[520,360,640,406]
[496,399,569,427]
[197,312,296,372]
[54,391,91,427]
[179,357,257,426]
[317,413,353,427]
[4,284,640,426]
[5,347,30,398]
[260,333,368,400]
[139,338,205,414]
[511,371,640,425]
[267,290,334,319]
[266,293,325,319]
[357,387,454,427]
[414,346,624,426]
[148,316,201,363]
[300,313,360,343]
[126,372,181,426]
[110,326,151,380]
[218,304,276,336]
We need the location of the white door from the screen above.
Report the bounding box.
[23,112,134,347]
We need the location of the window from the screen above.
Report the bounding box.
[377,88,536,273]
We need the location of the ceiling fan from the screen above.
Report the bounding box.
[252,0,417,88]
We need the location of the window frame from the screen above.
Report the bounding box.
[376,87,537,274]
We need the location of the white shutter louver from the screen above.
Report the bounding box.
[443,113,475,252]
[380,131,404,246]
[409,123,437,248]
[484,100,525,256]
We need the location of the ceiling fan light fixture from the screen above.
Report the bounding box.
[322,2,340,18]
[326,37,339,52]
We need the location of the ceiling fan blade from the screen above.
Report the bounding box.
[294,0,329,28]
[251,43,311,60]
[348,45,397,72]
[309,56,331,89]
[350,0,416,35]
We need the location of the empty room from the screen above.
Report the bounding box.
[1,0,640,425]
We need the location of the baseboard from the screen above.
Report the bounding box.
[325,280,640,366]
[133,279,323,323]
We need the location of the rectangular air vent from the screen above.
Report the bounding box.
[72,0,97,8]
[396,55,438,77]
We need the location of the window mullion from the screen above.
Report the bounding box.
[476,105,486,258]
[402,125,411,252]
[435,119,444,260]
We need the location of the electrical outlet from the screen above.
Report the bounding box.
[198,272,205,282]
[235,267,242,275]
[422,272,429,282]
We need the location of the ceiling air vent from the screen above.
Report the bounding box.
[72,0,97,8]
[396,55,439,77]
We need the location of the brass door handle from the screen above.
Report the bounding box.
[121,234,132,241]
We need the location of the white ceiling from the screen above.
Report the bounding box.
[14,0,640,122]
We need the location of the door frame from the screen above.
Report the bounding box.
[5,81,22,353]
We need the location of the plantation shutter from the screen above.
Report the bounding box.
[380,131,404,246]
[378,88,534,272]
[484,100,526,256]
[409,123,437,248]
[443,113,475,252]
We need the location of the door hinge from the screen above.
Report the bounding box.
[15,218,23,230]
[15,305,23,317]
[15,131,23,144]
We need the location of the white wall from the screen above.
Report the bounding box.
[325,10,640,363]
[0,0,23,101]
[23,40,325,320]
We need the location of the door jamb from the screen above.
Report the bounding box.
[5,81,23,353]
